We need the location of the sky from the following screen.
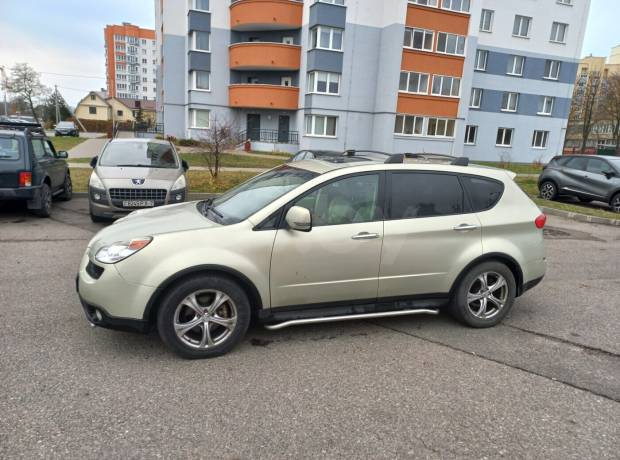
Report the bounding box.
[0,0,618,107]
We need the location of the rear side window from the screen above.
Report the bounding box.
[461,176,504,212]
[389,172,467,219]
[564,157,588,171]
[0,137,21,160]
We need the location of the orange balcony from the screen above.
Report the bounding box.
[229,43,301,71]
[229,84,299,110]
[230,0,303,31]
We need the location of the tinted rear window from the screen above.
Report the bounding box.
[389,172,467,219]
[0,137,21,160]
[461,176,504,212]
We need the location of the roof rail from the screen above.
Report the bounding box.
[344,149,391,157]
[383,153,469,166]
[0,121,45,136]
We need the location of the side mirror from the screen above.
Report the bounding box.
[57,150,68,159]
[90,156,98,168]
[604,170,616,179]
[285,206,312,232]
[182,159,189,171]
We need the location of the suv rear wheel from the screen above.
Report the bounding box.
[58,173,72,201]
[539,181,557,200]
[611,193,620,213]
[157,274,251,359]
[33,183,52,217]
[450,261,516,328]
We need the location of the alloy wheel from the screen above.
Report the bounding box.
[173,290,237,349]
[540,182,556,200]
[612,195,620,213]
[467,272,509,320]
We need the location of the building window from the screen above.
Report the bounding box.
[470,88,482,108]
[190,109,210,129]
[501,92,519,112]
[409,0,438,6]
[480,9,494,32]
[307,71,340,95]
[475,49,488,71]
[193,70,210,90]
[427,118,455,137]
[532,130,549,149]
[116,110,123,117]
[317,0,345,4]
[550,22,568,43]
[399,71,429,94]
[441,0,470,13]
[538,96,554,115]
[90,95,96,101]
[305,115,338,137]
[436,32,466,56]
[464,125,478,145]
[403,27,434,51]
[513,15,532,38]
[431,75,460,97]
[394,114,424,136]
[544,60,561,80]
[557,0,572,5]
[496,128,514,147]
[310,26,343,51]
[194,0,209,11]
[507,55,525,76]
[193,31,210,51]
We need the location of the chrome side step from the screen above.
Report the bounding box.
[264,308,439,331]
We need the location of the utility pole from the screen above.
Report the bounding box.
[54,85,60,124]
[0,65,8,117]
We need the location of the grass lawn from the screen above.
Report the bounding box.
[515,177,619,220]
[51,136,87,152]
[474,161,543,175]
[69,168,256,194]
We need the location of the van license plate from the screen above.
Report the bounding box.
[123,200,154,207]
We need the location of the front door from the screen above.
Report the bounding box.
[270,173,384,308]
[247,114,260,141]
[583,157,613,199]
[278,115,290,143]
[559,156,589,195]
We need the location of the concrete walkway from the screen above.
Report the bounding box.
[68,137,109,159]
[177,146,290,160]
[67,162,268,173]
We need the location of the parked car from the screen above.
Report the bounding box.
[87,138,189,222]
[538,155,620,213]
[77,153,547,359]
[54,121,79,137]
[0,121,72,217]
[289,150,344,162]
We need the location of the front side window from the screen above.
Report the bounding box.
[310,26,343,51]
[532,130,549,148]
[544,60,561,79]
[507,55,525,76]
[394,114,424,136]
[427,118,455,137]
[441,0,470,13]
[389,173,466,220]
[191,109,210,129]
[307,71,340,95]
[480,9,494,32]
[399,71,429,94]
[586,158,608,175]
[99,142,178,168]
[475,49,488,71]
[501,92,519,112]
[194,31,210,51]
[513,15,532,38]
[464,125,477,145]
[538,96,554,115]
[404,27,434,51]
[470,88,483,108]
[550,22,568,43]
[436,32,466,56]
[295,174,380,226]
[305,115,337,137]
[431,75,461,97]
[496,128,514,147]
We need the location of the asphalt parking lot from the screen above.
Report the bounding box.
[1,198,619,459]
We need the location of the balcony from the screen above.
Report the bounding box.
[230,0,303,31]
[229,43,301,71]
[229,84,299,110]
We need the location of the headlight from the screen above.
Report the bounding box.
[90,172,105,189]
[95,237,152,264]
[171,175,186,191]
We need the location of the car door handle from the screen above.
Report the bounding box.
[453,224,478,232]
[351,232,380,240]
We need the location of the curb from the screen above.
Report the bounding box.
[540,206,620,227]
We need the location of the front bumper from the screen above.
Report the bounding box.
[89,187,186,219]
[76,249,156,332]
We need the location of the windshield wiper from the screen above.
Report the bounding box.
[115,164,154,168]
[201,198,224,219]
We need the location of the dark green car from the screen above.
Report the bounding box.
[0,121,72,217]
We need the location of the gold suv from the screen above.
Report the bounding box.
[76,153,547,359]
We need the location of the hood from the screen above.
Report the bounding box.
[88,201,219,254]
[96,165,182,189]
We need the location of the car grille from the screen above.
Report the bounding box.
[109,188,167,201]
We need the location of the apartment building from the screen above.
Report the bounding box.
[155,0,589,161]
[105,23,158,101]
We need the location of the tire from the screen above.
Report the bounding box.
[33,183,52,217]
[450,261,517,328]
[58,173,72,201]
[539,181,557,200]
[157,274,251,359]
[610,193,620,213]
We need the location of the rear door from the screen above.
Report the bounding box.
[378,171,482,298]
[0,136,25,188]
[42,139,66,189]
[31,139,55,186]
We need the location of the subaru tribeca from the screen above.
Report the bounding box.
[76,153,546,359]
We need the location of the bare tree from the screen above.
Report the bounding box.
[599,72,620,152]
[3,63,49,125]
[195,116,238,178]
[575,71,602,154]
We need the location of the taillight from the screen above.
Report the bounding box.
[534,214,547,229]
[18,172,32,187]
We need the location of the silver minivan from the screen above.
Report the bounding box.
[88,139,188,222]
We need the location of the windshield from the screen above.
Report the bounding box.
[100,141,178,168]
[607,157,620,172]
[206,165,318,225]
[57,122,74,128]
[0,137,21,160]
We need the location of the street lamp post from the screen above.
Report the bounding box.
[0,65,8,116]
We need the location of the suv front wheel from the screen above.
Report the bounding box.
[157,274,251,359]
[539,181,557,200]
[450,262,516,328]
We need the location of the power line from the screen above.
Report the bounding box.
[40,71,105,80]
[56,85,99,93]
